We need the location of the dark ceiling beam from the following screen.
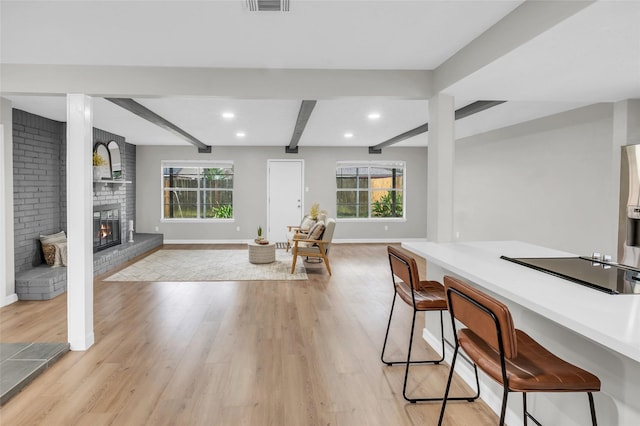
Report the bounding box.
[454,100,506,120]
[286,100,316,154]
[106,98,211,153]
[368,123,429,154]
[368,100,506,154]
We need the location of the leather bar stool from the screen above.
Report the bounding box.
[381,246,479,403]
[439,275,601,425]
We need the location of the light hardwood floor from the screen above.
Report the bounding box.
[0,244,497,425]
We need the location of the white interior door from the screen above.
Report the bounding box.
[268,160,304,243]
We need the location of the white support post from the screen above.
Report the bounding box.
[1,98,17,306]
[427,93,455,243]
[66,94,94,351]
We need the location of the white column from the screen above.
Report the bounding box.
[427,93,455,243]
[66,94,94,350]
[1,97,17,306]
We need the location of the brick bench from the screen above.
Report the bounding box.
[15,233,163,300]
[15,266,67,301]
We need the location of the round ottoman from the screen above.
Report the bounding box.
[248,241,276,264]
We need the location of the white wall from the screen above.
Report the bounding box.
[136,145,428,243]
[454,103,616,256]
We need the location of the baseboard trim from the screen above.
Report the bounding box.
[69,332,95,352]
[333,238,428,244]
[164,239,257,245]
[1,293,18,307]
[163,238,429,245]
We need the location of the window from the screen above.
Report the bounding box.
[162,162,234,220]
[336,161,405,219]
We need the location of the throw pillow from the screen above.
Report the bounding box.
[39,231,67,267]
[300,215,316,232]
[41,244,57,266]
[40,230,67,245]
[307,222,325,241]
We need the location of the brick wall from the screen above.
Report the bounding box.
[12,109,136,273]
[124,142,136,231]
[12,110,65,273]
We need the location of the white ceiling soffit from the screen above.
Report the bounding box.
[454,101,593,140]
[0,1,522,70]
[444,0,640,102]
[3,1,638,147]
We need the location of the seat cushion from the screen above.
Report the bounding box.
[287,229,307,241]
[458,328,601,392]
[394,280,447,310]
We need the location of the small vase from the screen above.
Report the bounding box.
[93,166,110,180]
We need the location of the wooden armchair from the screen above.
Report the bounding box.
[285,215,317,252]
[290,218,336,276]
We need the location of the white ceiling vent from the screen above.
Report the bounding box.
[246,0,289,12]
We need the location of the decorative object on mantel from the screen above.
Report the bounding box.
[93,143,112,180]
[255,225,268,244]
[107,140,123,179]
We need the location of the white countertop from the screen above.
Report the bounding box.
[402,240,640,363]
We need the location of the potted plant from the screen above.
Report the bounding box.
[309,203,320,220]
[255,225,267,244]
[92,152,109,180]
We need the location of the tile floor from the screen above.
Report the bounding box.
[0,342,69,405]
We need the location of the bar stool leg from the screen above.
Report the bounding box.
[402,309,418,402]
[381,298,445,366]
[499,386,509,426]
[588,392,598,426]
[437,343,459,425]
[380,292,398,365]
[405,309,475,402]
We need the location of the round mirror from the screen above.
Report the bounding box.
[107,140,122,179]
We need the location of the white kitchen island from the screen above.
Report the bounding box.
[403,240,640,426]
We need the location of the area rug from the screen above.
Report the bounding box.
[104,249,307,282]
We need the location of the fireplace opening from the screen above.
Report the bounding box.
[93,204,121,252]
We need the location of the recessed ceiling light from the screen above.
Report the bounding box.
[368,112,381,120]
[222,112,235,119]
[344,132,354,139]
[236,132,246,138]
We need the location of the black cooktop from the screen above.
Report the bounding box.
[500,256,640,295]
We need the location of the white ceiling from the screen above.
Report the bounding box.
[2,0,639,148]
